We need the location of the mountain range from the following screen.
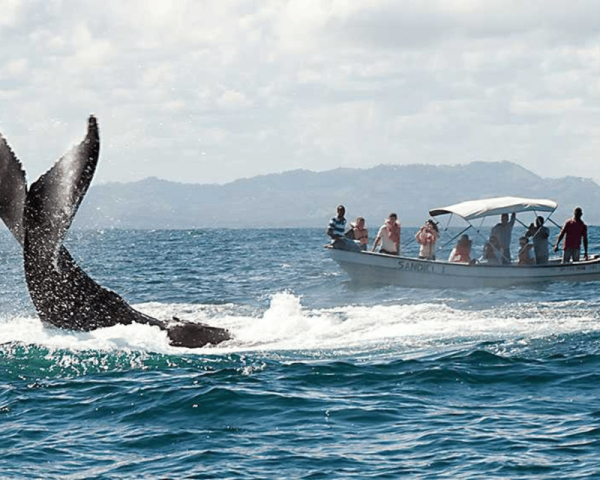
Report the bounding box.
[74,161,600,229]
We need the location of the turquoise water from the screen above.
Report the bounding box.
[2,227,600,478]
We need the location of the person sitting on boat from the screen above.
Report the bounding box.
[490,212,516,264]
[350,217,369,251]
[449,234,471,263]
[327,205,346,239]
[415,219,439,260]
[372,213,400,255]
[518,236,536,265]
[554,207,588,263]
[480,235,502,264]
[525,216,550,264]
[327,205,360,251]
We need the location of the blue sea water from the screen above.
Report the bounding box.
[2,226,600,479]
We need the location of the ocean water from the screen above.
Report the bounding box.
[2,226,600,479]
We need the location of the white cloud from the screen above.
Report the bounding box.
[0,0,22,27]
[0,0,600,187]
[6,58,27,75]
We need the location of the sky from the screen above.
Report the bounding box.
[1,0,600,186]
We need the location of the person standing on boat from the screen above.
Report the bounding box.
[490,212,516,264]
[554,207,588,263]
[526,216,550,264]
[372,213,400,255]
[415,219,439,260]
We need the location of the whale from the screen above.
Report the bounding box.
[0,116,230,348]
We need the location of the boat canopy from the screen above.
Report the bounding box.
[429,196,558,221]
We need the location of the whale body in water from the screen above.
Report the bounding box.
[0,116,230,348]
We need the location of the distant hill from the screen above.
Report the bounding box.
[74,161,600,229]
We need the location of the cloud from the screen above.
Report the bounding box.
[0,0,22,28]
[0,0,599,187]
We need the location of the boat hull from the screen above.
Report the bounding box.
[328,248,600,288]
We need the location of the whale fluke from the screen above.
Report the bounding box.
[0,116,230,348]
[25,116,100,264]
[0,131,27,245]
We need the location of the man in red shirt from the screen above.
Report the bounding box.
[554,207,588,263]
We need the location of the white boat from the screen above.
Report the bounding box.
[327,196,600,288]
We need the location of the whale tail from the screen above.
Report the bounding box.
[0,116,230,348]
[24,116,100,264]
[0,132,27,245]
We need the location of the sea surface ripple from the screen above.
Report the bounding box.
[2,227,600,478]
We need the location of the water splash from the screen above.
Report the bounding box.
[2,292,599,358]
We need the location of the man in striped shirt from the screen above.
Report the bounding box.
[327,205,347,240]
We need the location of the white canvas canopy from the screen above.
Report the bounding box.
[429,196,558,221]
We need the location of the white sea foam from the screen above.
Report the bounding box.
[0,314,171,352]
[1,292,599,356]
